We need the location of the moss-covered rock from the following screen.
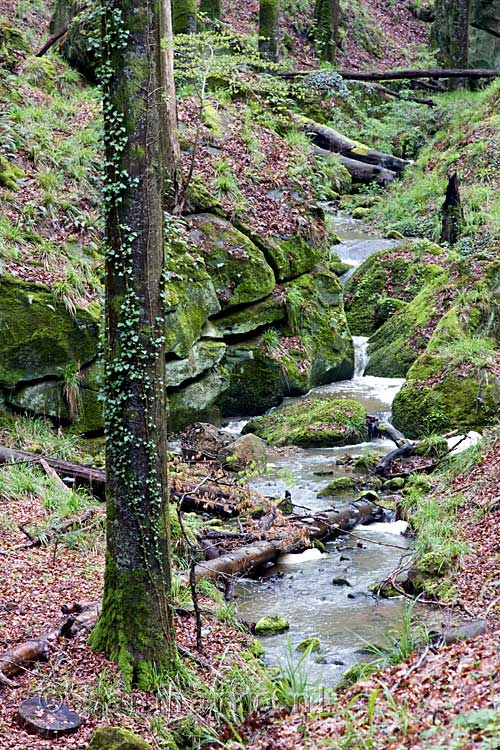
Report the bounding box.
[254,615,289,635]
[244,398,367,448]
[216,342,284,416]
[392,284,500,437]
[263,234,326,283]
[209,295,286,338]
[366,272,451,378]
[50,0,97,81]
[88,726,155,750]
[219,433,267,470]
[0,277,99,387]
[168,367,230,433]
[285,269,354,386]
[7,363,103,434]
[344,242,446,336]
[185,214,276,310]
[166,341,226,388]
[0,18,30,70]
[296,637,321,652]
[318,476,358,497]
[165,245,220,359]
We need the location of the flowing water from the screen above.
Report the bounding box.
[224,216,425,686]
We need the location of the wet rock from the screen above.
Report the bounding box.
[296,637,321,653]
[340,555,351,562]
[318,476,358,497]
[332,577,352,587]
[382,477,406,491]
[254,615,290,635]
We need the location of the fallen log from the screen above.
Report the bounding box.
[35,25,68,57]
[301,116,409,174]
[279,68,500,82]
[187,498,384,582]
[0,446,244,517]
[314,147,397,186]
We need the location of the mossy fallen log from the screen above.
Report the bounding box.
[188,498,384,582]
[302,118,410,174]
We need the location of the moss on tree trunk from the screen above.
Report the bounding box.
[431,0,472,86]
[199,0,221,22]
[259,0,280,61]
[88,0,179,686]
[313,0,340,62]
[172,0,197,33]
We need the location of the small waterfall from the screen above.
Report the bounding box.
[352,336,370,378]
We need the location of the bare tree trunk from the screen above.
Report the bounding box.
[88,0,179,687]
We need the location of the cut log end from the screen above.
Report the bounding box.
[17,697,81,738]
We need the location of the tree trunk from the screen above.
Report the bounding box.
[278,67,500,82]
[189,499,384,581]
[300,116,410,173]
[259,0,281,62]
[172,0,197,33]
[440,171,464,245]
[313,0,339,62]
[315,147,398,186]
[199,0,221,22]
[88,0,178,688]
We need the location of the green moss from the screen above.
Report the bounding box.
[172,0,197,33]
[382,477,406,491]
[88,726,155,750]
[249,638,265,657]
[23,56,57,92]
[202,102,224,138]
[244,398,367,448]
[216,343,284,417]
[366,271,449,377]
[89,560,177,689]
[210,296,286,338]
[265,235,326,283]
[254,615,289,635]
[296,637,320,653]
[318,476,358,497]
[168,367,230,433]
[345,242,446,337]
[0,276,99,387]
[0,155,24,191]
[186,214,275,310]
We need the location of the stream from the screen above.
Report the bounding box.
[225,217,422,687]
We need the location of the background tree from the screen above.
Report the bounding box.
[313,0,340,62]
[199,0,221,24]
[259,0,280,62]
[172,0,197,34]
[431,0,472,85]
[88,0,179,687]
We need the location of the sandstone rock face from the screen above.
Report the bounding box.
[432,0,500,69]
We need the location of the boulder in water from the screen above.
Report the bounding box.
[254,615,290,635]
[244,398,367,448]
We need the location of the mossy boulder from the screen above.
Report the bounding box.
[88,726,155,750]
[244,398,367,448]
[254,615,290,635]
[209,295,286,338]
[0,18,30,70]
[168,367,230,433]
[166,341,226,388]
[0,277,99,387]
[296,637,320,653]
[318,476,358,497]
[165,244,220,358]
[219,433,267,470]
[344,242,446,336]
[285,269,354,386]
[216,342,285,416]
[366,273,452,378]
[263,234,326,282]
[7,362,103,434]
[185,214,275,310]
[392,286,500,438]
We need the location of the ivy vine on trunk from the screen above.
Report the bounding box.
[88,0,179,687]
